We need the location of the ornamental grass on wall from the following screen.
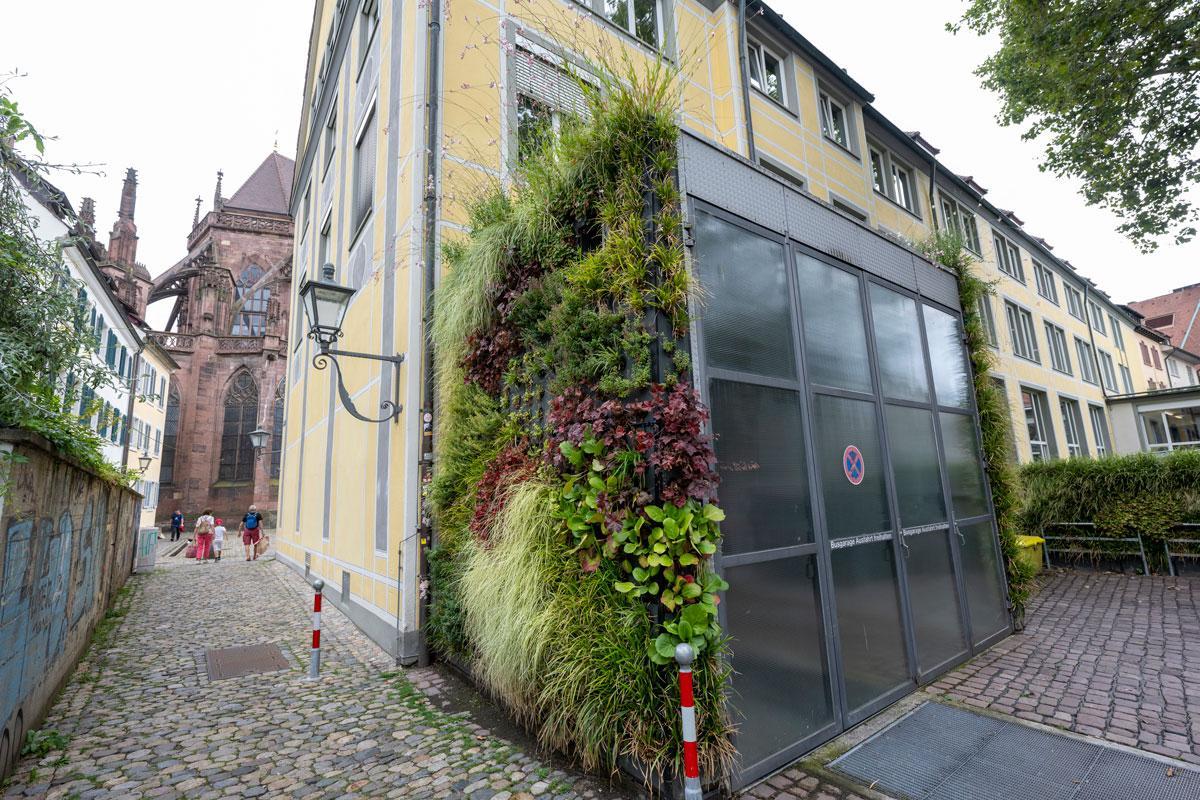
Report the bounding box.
[427,57,735,785]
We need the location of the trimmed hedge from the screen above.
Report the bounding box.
[1021,450,1200,542]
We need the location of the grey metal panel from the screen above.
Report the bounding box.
[680,133,957,305]
[832,702,1200,800]
[680,135,787,234]
[916,260,961,311]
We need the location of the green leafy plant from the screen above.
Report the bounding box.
[21,729,68,758]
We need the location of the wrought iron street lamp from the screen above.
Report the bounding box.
[298,264,405,423]
[248,427,270,461]
[137,453,152,472]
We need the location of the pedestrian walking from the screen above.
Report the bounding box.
[195,509,215,563]
[212,518,226,562]
[240,504,264,561]
[171,509,184,541]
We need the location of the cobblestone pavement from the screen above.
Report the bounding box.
[2,551,633,800]
[927,570,1200,765]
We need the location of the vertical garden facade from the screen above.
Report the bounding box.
[681,134,1010,785]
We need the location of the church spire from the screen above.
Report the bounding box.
[107,167,139,267]
[193,196,202,227]
[79,197,95,233]
[213,169,224,212]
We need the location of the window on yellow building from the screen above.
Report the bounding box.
[1004,300,1039,363]
[1120,364,1134,394]
[1089,405,1110,455]
[868,142,919,216]
[352,103,377,234]
[1044,322,1072,374]
[1075,337,1099,384]
[1059,397,1086,457]
[1088,300,1107,336]
[818,90,851,151]
[1064,284,1085,320]
[1022,388,1055,461]
[517,94,557,164]
[579,0,663,48]
[1110,315,1126,349]
[1098,350,1118,392]
[938,193,981,254]
[323,104,337,178]
[978,295,998,347]
[747,39,785,104]
[1033,261,1058,304]
[992,231,1024,283]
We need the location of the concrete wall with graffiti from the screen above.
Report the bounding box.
[0,429,141,778]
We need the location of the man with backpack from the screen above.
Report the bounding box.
[240,504,265,561]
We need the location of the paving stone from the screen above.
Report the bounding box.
[2,559,628,800]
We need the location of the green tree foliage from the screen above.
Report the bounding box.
[0,81,124,481]
[954,0,1200,250]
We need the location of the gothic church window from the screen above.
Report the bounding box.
[232,265,270,336]
[219,371,259,482]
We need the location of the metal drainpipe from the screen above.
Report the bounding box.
[737,0,757,163]
[1083,283,1108,400]
[416,0,442,668]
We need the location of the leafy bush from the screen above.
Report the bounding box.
[428,56,734,785]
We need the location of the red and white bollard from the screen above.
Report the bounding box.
[308,579,324,679]
[675,643,702,800]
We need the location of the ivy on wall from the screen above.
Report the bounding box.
[427,60,734,784]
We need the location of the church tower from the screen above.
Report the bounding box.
[99,168,153,319]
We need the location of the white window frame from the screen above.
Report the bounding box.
[747,38,786,105]
[1044,321,1072,374]
[357,0,379,78]
[1004,300,1040,363]
[1064,285,1085,321]
[938,193,981,254]
[1060,397,1086,458]
[818,89,853,152]
[1022,388,1054,462]
[1033,261,1058,305]
[1109,314,1125,350]
[574,0,665,49]
[992,231,1025,283]
[351,97,378,237]
[978,295,998,347]
[1075,337,1099,384]
[1120,364,1134,394]
[1089,404,1110,456]
[868,141,920,217]
[1088,301,1107,336]
[1098,350,1118,392]
[323,101,337,179]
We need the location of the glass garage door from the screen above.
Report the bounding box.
[692,205,1010,786]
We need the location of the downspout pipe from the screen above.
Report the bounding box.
[737,0,757,163]
[417,0,442,668]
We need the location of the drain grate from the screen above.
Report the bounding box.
[831,702,1200,800]
[205,643,290,681]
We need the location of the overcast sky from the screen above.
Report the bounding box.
[6,0,1196,329]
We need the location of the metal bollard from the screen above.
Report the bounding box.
[675,643,702,800]
[308,579,323,679]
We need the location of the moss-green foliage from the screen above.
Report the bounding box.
[1021,450,1200,554]
[921,232,1034,616]
[429,56,734,784]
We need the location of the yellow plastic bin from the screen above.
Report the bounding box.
[1014,535,1044,574]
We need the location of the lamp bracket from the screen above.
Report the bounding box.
[313,347,406,424]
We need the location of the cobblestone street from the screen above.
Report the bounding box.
[927,569,1200,765]
[2,551,631,800]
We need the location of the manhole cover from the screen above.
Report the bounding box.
[831,702,1200,800]
[205,643,290,681]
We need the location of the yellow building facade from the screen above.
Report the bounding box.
[128,341,177,529]
[278,0,1145,658]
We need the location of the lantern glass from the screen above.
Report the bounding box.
[299,264,355,347]
[248,427,270,451]
[138,454,152,471]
